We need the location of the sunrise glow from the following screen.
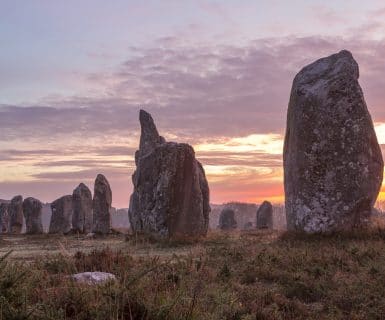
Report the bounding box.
[2,1,385,208]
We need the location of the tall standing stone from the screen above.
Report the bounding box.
[23,197,44,234]
[128,110,210,239]
[256,201,273,229]
[284,50,384,232]
[9,195,23,234]
[72,183,93,233]
[0,203,9,233]
[92,174,112,234]
[49,195,73,234]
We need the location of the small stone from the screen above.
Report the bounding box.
[72,272,116,285]
[84,232,96,239]
[242,221,253,230]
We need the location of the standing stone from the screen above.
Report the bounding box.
[9,195,23,234]
[256,201,273,229]
[49,195,73,234]
[218,208,237,230]
[72,183,93,233]
[23,197,44,234]
[0,203,9,234]
[128,110,210,239]
[92,174,112,234]
[284,50,384,232]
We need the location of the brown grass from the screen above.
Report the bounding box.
[2,229,385,319]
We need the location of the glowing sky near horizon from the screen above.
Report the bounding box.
[2,1,385,207]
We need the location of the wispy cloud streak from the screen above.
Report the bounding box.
[2,36,385,205]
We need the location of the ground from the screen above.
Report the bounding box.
[2,229,385,319]
[0,233,194,262]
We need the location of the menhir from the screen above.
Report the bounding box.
[23,197,44,234]
[49,195,73,234]
[0,202,10,233]
[72,183,93,233]
[92,174,112,234]
[9,195,23,233]
[256,201,273,229]
[284,50,383,232]
[128,110,210,239]
[218,208,237,230]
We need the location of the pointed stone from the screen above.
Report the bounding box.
[129,110,210,239]
[138,109,165,159]
[9,195,23,234]
[92,174,112,234]
[23,197,43,234]
[256,201,273,229]
[284,50,384,232]
[72,183,93,233]
[49,195,73,234]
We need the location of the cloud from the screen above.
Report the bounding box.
[197,151,282,167]
[3,35,385,143]
[311,5,348,26]
[31,167,128,181]
[3,35,385,206]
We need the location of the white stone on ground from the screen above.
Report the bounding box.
[72,272,116,285]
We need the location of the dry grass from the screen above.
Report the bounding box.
[2,229,385,319]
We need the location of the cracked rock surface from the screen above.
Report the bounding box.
[129,110,210,239]
[284,50,383,232]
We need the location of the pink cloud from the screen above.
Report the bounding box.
[3,36,385,207]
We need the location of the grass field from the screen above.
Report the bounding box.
[2,229,385,319]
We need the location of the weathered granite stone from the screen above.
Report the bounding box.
[49,195,73,234]
[256,201,273,229]
[128,110,210,239]
[92,174,112,234]
[23,197,44,234]
[218,208,237,230]
[284,50,384,232]
[9,195,23,234]
[72,183,93,233]
[0,203,9,233]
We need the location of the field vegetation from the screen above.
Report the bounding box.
[2,229,385,319]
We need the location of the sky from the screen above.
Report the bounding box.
[2,1,385,207]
